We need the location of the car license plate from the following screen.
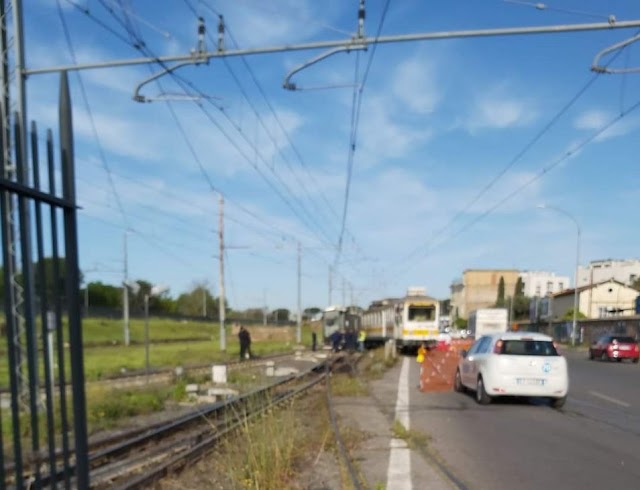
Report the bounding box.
[619,345,630,350]
[516,378,545,386]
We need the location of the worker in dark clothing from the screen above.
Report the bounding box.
[239,325,252,360]
[344,329,356,352]
[311,331,317,352]
[330,330,342,352]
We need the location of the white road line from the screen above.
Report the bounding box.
[588,390,631,408]
[387,356,412,490]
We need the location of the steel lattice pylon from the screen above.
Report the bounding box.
[1,0,29,409]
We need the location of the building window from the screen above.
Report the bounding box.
[631,274,637,283]
[546,281,553,293]
[559,282,564,291]
[535,285,541,296]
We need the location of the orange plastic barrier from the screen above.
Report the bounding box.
[418,339,473,392]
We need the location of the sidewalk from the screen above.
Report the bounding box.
[331,356,453,489]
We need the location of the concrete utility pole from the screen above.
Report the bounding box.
[263,288,267,326]
[123,231,130,346]
[218,195,226,351]
[342,277,346,306]
[297,241,302,344]
[328,265,333,305]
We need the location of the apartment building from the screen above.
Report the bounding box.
[577,259,640,288]
[519,270,571,297]
[450,269,519,320]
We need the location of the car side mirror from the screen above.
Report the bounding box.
[460,349,468,359]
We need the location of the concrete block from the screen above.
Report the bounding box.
[265,361,275,377]
[185,383,199,394]
[212,365,227,384]
[274,366,299,376]
[207,387,238,398]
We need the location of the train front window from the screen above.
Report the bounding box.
[408,306,434,321]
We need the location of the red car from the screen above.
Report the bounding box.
[589,335,639,363]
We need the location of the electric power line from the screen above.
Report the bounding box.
[98,0,341,253]
[396,28,638,268]
[335,0,392,264]
[56,0,129,227]
[407,96,640,268]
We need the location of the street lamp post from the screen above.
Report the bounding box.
[537,205,581,346]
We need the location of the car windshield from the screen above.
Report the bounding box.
[611,336,636,343]
[499,340,559,356]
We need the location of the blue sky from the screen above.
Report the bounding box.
[23,0,640,312]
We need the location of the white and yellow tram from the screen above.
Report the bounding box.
[361,287,440,350]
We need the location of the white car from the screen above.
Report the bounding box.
[454,331,569,408]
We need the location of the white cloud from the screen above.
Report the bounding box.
[391,57,441,114]
[221,0,323,46]
[574,109,610,130]
[462,83,537,132]
[573,109,640,142]
[357,95,433,166]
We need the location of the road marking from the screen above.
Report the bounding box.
[387,356,412,490]
[588,390,631,408]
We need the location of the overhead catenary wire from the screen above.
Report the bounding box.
[198,1,355,229]
[502,0,616,22]
[76,185,216,243]
[396,28,637,268]
[58,0,392,293]
[412,96,640,265]
[56,0,129,227]
[90,1,350,292]
[80,155,295,246]
[335,0,392,266]
[98,0,340,253]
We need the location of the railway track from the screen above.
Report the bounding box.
[5,353,339,489]
[92,357,333,489]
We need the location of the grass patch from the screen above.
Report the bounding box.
[85,384,175,431]
[392,419,431,450]
[193,392,333,489]
[330,373,369,397]
[360,347,398,380]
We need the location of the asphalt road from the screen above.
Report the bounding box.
[409,349,640,489]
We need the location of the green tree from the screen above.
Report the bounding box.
[86,281,121,308]
[455,317,468,329]
[176,284,217,317]
[495,276,506,308]
[562,308,587,320]
[632,277,640,291]
[510,277,530,320]
[128,280,176,314]
[272,308,290,323]
[303,307,322,320]
[232,308,263,322]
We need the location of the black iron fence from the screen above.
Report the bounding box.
[1,73,88,489]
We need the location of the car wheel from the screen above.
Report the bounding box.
[616,358,622,363]
[550,396,567,409]
[600,351,609,362]
[454,369,464,393]
[633,357,639,364]
[476,376,491,405]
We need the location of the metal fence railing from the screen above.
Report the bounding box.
[1,72,88,489]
